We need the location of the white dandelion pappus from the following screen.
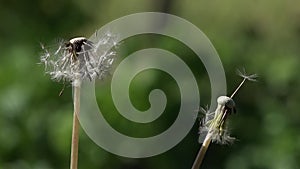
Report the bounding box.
[198,96,236,144]
[40,31,119,85]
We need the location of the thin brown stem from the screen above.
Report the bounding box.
[192,135,212,169]
[70,84,80,169]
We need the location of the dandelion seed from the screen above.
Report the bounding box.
[231,69,258,98]
[237,68,258,82]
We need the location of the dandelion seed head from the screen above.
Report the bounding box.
[198,96,236,145]
[40,31,119,84]
[198,69,257,146]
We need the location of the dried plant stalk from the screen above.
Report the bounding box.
[70,82,80,169]
[192,134,212,169]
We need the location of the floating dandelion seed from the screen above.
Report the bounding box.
[237,68,258,82]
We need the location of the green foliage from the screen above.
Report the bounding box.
[0,0,300,168]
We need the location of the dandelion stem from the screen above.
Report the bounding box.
[230,78,246,99]
[70,81,81,169]
[192,134,212,169]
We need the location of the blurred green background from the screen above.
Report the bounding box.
[1,0,300,169]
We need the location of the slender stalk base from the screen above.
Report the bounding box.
[70,84,80,169]
[192,135,212,169]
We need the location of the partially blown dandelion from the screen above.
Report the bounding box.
[199,96,236,145]
[192,70,257,169]
[40,32,118,85]
[40,31,118,169]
